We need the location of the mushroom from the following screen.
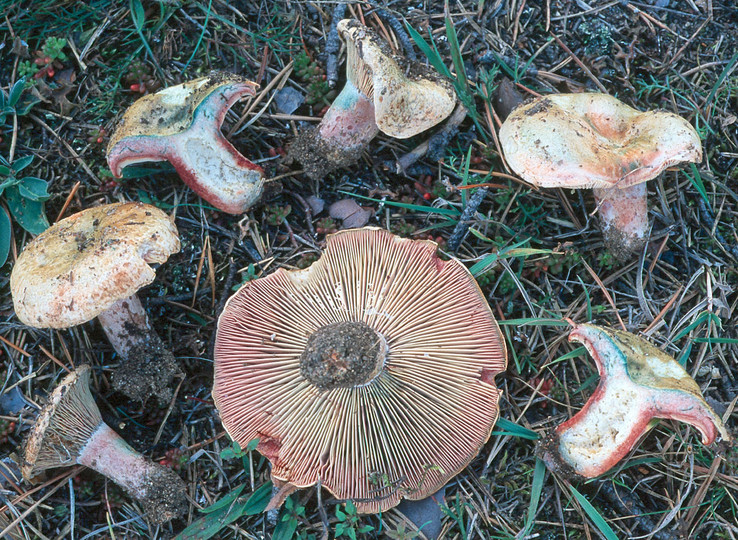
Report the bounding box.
[10,202,181,404]
[214,227,507,513]
[22,365,187,524]
[107,73,265,214]
[537,323,732,479]
[499,93,702,259]
[289,20,456,180]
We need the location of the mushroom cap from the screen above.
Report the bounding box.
[571,324,724,411]
[337,20,456,138]
[106,73,257,153]
[214,227,507,513]
[499,93,703,189]
[22,365,102,480]
[10,202,180,328]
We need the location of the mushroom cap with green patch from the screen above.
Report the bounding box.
[107,73,257,150]
[338,20,456,139]
[10,202,180,328]
[214,227,507,513]
[499,93,702,189]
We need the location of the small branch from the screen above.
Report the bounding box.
[446,186,489,252]
[325,3,347,88]
[395,104,467,173]
[370,6,417,61]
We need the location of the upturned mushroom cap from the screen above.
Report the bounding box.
[10,202,180,328]
[499,93,702,189]
[107,73,265,214]
[337,20,456,138]
[22,365,102,479]
[537,323,731,479]
[214,227,507,513]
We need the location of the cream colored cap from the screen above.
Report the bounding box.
[11,202,180,328]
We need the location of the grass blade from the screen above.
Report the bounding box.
[522,458,547,535]
[568,485,619,540]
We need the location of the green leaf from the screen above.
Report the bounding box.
[246,437,260,451]
[11,154,33,172]
[492,417,540,440]
[242,481,273,515]
[685,164,709,205]
[445,14,468,94]
[8,78,26,107]
[404,22,452,79]
[219,447,236,460]
[130,0,146,31]
[0,207,11,267]
[342,191,460,216]
[0,164,12,177]
[5,186,49,235]
[18,177,50,201]
[200,484,246,514]
[273,514,298,540]
[673,310,722,341]
[173,482,272,540]
[522,458,546,535]
[568,485,619,540]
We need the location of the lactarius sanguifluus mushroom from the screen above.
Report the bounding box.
[499,93,702,259]
[107,73,265,214]
[290,20,456,180]
[537,323,731,479]
[214,227,507,513]
[22,365,187,524]
[10,202,181,404]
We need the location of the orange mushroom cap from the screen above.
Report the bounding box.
[214,227,507,513]
[499,93,702,189]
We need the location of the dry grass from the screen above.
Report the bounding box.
[0,0,736,538]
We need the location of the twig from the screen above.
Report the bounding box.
[549,33,609,94]
[395,104,467,173]
[597,481,674,540]
[446,186,488,252]
[325,3,347,88]
[370,6,417,61]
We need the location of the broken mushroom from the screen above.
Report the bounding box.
[499,93,702,259]
[290,20,456,180]
[214,227,507,513]
[22,365,187,524]
[107,73,265,214]
[10,202,181,404]
[537,323,731,479]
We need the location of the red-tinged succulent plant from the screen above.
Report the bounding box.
[22,365,186,524]
[499,93,702,260]
[10,202,181,404]
[214,227,507,513]
[289,20,456,180]
[537,323,731,479]
[107,73,265,214]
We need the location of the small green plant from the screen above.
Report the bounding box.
[335,501,374,539]
[18,37,68,80]
[265,204,292,227]
[294,51,336,106]
[274,496,305,540]
[232,263,259,290]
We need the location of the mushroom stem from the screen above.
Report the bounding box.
[97,295,181,404]
[97,295,151,357]
[317,81,379,150]
[593,183,648,259]
[79,422,185,522]
[537,324,731,479]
